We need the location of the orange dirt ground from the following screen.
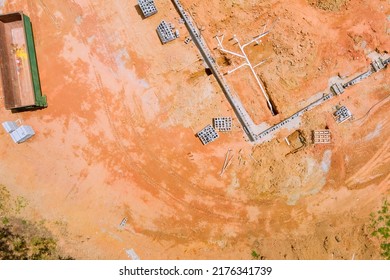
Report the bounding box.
[0,0,389,259]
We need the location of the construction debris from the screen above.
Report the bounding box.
[222,156,234,174]
[220,149,232,175]
[119,217,128,229]
[220,149,234,176]
[249,153,260,165]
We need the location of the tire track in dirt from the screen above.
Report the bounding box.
[345,137,390,188]
[62,0,253,225]
[90,1,256,208]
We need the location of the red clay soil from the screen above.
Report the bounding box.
[0,0,389,259]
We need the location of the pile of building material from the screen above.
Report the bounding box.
[137,0,158,18]
[313,129,331,144]
[330,83,345,95]
[213,117,232,132]
[371,57,386,72]
[197,124,219,145]
[2,121,19,133]
[334,106,352,123]
[156,20,178,44]
[2,121,35,144]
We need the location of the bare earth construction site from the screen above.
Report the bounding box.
[0,0,389,260]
